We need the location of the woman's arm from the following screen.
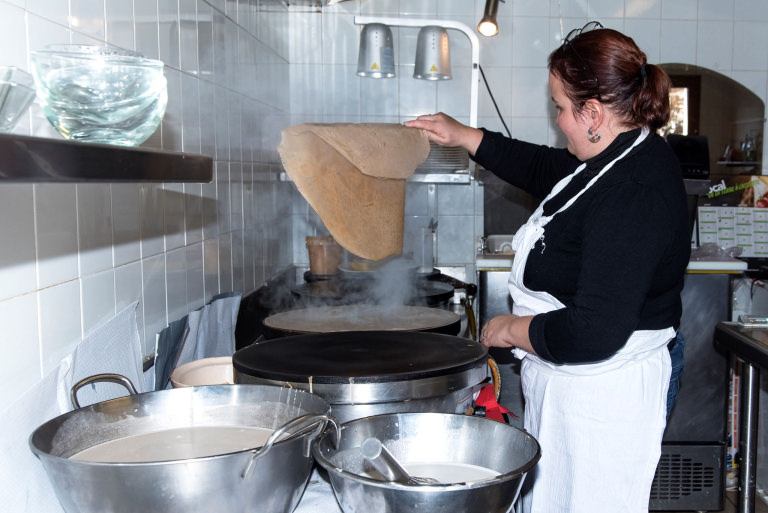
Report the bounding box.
[480,314,537,355]
[406,113,579,198]
[404,113,483,155]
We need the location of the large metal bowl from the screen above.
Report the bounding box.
[30,378,334,513]
[313,412,540,513]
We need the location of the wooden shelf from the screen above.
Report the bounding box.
[0,133,213,183]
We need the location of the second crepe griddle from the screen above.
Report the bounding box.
[262,304,460,337]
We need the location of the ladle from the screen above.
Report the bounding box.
[360,437,440,485]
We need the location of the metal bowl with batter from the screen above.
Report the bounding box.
[313,412,541,513]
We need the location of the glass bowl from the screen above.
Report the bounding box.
[30,45,167,146]
[0,66,36,133]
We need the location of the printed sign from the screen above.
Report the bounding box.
[702,175,768,207]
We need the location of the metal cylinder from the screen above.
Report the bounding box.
[477,0,500,37]
[357,23,396,78]
[738,362,760,513]
[413,26,451,80]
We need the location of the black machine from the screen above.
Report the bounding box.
[668,133,711,179]
[667,133,713,247]
[649,273,729,511]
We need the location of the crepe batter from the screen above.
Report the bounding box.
[403,462,500,484]
[364,462,500,484]
[70,426,276,463]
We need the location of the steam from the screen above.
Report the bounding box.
[367,256,417,307]
[267,256,430,323]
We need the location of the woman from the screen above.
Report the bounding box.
[405,23,690,512]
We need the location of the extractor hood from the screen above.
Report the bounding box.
[411,142,472,184]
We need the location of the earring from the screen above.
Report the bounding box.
[587,128,601,143]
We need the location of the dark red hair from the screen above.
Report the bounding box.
[549,27,671,131]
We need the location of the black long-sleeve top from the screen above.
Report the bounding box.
[473,128,691,364]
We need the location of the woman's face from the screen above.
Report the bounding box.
[549,72,592,160]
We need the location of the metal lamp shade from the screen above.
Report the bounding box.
[477,0,500,37]
[413,26,452,80]
[357,23,396,78]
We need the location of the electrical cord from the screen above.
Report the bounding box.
[478,64,511,138]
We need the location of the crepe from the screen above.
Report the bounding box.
[264,305,460,333]
[277,123,430,261]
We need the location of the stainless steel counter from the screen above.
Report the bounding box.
[716,322,768,369]
[715,322,768,513]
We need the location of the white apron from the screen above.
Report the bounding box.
[509,128,673,513]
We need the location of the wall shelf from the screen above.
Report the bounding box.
[0,133,213,183]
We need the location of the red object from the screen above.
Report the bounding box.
[474,384,517,423]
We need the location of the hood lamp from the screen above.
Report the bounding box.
[477,0,500,37]
[357,23,396,78]
[353,16,479,130]
[413,26,452,80]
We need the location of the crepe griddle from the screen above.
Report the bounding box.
[232,331,487,384]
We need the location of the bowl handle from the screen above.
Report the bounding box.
[240,413,339,479]
[70,373,138,409]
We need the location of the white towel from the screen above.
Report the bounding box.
[1,301,143,513]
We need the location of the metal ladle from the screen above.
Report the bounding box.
[360,437,440,485]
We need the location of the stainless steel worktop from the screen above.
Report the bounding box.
[716,322,768,370]
[715,322,768,513]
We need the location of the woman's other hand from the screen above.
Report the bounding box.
[480,314,536,354]
[404,112,484,156]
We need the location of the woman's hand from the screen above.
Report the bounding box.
[480,314,536,354]
[404,113,484,155]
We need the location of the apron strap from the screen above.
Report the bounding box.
[542,127,650,225]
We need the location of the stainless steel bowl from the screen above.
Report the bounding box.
[30,378,335,513]
[313,412,540,513]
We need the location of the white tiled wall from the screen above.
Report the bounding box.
[3,0,768,422]
[0,0,295,411]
